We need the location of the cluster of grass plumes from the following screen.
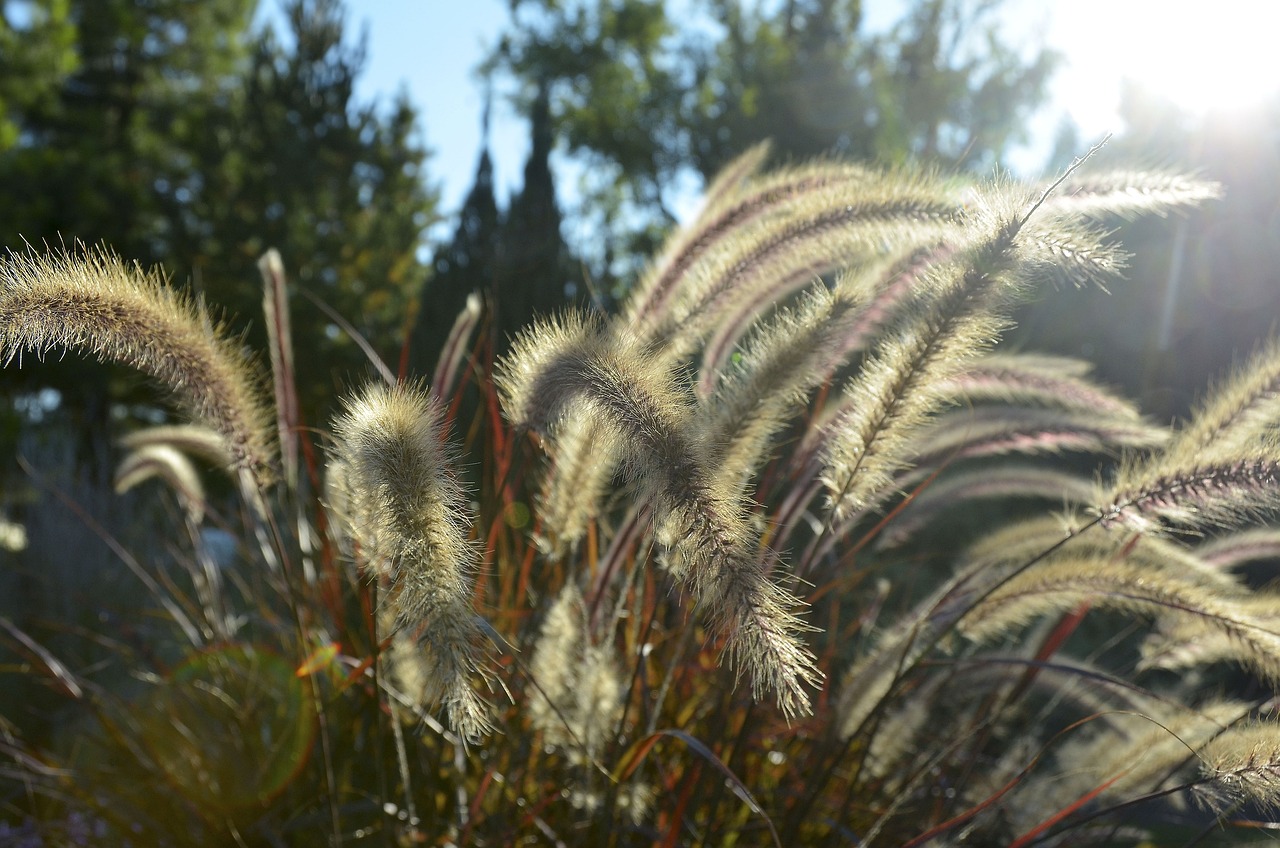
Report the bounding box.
[16,148,1280,847]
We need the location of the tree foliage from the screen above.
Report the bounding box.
[491,0,1058,279]
[411,83,574,371]
[0,0,438,424]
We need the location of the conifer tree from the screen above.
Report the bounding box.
[411,102,503,373]
[0,0,438,429]
[493,81,575,350]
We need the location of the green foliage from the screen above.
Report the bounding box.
[187,0,437,415]
[0,0,437,427]
[0,0,78,152]
[491,0,1057,281]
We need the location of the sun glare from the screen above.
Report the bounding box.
[1048,1,1280,132]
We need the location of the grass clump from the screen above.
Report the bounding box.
[11,149,1280,847]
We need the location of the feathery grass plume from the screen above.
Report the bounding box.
[0,247,275,484]
[1042,168,1223,221]
[913,406,1164,464]
[832,518,1058,740]
[1139,604,1280,674]
[114,444,207,523]
[1015,224,1127,290]
[532,417,617,557]
[699,140,772,211]
[874,465,1097,550]
[820,202,1028,519]
[703,283,867,494]
[431,291,483,403]
[626,157,875,331]
[323,455,362,566]
[839,511,1235,742]
[1138,580,1280,674]
[934,353,1143,420]
[498,314,821,717]
[958,512,1239,595]
[386,619,433,716]
[835,606,952,742]
[698,242,949,399]
[539,166,965,552]
[831,518,1046,741]
[496,312,615,555]
[527,582,589,751]
[1196,527,1280,570]
[819,166,1208,522]
[527,583,623,762]
[1100,341,1280,533]
[684,245,944,394]
[860,685,935,784]
[259,249,300,490]
[654,168,963,360]
[527,583,654,825]
[1197,720,1280,813]
[958,557,1280,682]
[117,424,236,470]
[1019,700,1251,826]
[819,166,1156,520]
[1168,336,1280,458]
[1100,454,1280,533]
[961,512,1089,572]
[329,381,490,742]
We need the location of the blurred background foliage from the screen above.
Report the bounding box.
[1,0,1279,840]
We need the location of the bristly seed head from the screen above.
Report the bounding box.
[330,381,492,743]
[0,247,276,485]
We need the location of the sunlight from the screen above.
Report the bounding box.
[1124,3,1280,113]
[1049,1,1280,131]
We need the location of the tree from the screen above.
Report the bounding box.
[184,0,438,418]
[0,0,78,152]
[492,0,1058,282]
[411,82,575,373]
[493,80,575,348]
[0,0,439,430]
[410,101,503,374]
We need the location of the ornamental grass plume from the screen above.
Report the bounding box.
[497,314,821,718]
[527,582,623,762]
[1198,720,1280,813]
[329,381,491,743]
[0,247,275,484]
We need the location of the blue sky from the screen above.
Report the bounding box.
[337,1,1280,236]
[347,0,920,222]
[348,0,516,217]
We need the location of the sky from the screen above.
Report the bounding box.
[337,0,1280,233]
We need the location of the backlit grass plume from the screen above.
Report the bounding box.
[329,381,491,742]
[497,314,821,717]
[0,247,275,483]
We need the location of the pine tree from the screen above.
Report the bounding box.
[0,0,439,430]
[493,80,574,351]
[410,101,503,373]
